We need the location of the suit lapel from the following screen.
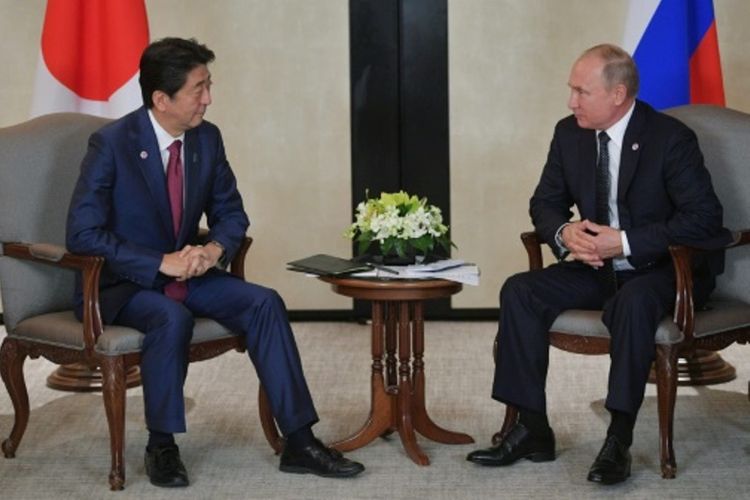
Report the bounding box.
[617,101,646,205]
[129,108,175,244]
[180,128,201,245]
[578,129,597,221]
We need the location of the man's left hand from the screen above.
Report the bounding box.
[179,244,222,278]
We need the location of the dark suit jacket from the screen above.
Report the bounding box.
[66,106,250,323]
[530,100,731,275]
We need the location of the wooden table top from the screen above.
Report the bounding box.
[318,275,462,301]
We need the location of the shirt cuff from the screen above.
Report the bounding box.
[620,230,631,257]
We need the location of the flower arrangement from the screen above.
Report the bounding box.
[345,191,455,262]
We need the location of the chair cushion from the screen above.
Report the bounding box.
[549,310,682,345]
[549,299,750,345]
[692,299,750,339]
[10,310,237,355]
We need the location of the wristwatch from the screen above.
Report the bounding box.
[207,240,225,262]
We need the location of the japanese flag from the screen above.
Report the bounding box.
[30,0,149,118]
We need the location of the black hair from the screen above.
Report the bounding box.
[139,37,215,108]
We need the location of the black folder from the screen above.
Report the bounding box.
[286,254,372,276]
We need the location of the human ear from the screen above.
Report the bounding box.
[152,90,169,111]
[613,84,627,105]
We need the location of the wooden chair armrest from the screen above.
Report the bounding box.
[2,241,104,354]
[727,228,750,248]
[195,228,253,279]
[520,231,544,270]
[667,244,695,340]
[230,236,253,279]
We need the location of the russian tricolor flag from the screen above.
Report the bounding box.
[623,0,725,109]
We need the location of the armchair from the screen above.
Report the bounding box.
[0,113,282,490]
[492,104,750,479]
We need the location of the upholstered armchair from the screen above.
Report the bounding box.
[493,104,750,479]
[0,113,282,490]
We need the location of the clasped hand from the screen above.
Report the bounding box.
[561,220,623,268]
[159,244,222,281]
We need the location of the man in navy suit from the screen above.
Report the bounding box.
[66,37,364,488]
[466,44,730,484]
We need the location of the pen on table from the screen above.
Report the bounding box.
[414,262,475,273]
[368,263,399,275]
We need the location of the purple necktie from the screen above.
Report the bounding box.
[164,140,188,302]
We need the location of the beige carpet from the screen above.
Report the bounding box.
[1,321,749,499]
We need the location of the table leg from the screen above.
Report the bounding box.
[385,302,398,390]
[396,301,429,465]
[378,302,399,437]
[331,301,392,452]
[411,301,475,445]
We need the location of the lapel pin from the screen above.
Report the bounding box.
[140,150,148,159]
[631,143,639,151]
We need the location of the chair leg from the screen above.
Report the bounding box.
[258,385,284,454]
[0,338,30,458]
[655,344,678,479]
[100,356,127,490]
[492,404,519,446]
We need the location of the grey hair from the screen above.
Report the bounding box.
[581,44,639,98]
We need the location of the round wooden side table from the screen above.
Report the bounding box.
[320,276,474,465]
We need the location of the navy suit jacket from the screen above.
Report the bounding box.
[66,107,250,323]
[530,100,731,275]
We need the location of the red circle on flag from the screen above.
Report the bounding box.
[41,0,149,101]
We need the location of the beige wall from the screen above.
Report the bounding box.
[1,1,748,311]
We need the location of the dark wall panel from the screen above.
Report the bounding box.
[349,0,453,318]
[349,0,401,201]
[399,0,450,226]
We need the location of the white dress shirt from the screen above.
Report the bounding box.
[598,101,635,271]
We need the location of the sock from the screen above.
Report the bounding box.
[285,425,315,450]
[147,430,175,451]
[607,409,635,447]
[518,408,551,437]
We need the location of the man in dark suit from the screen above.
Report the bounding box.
[66,37,364,488]
[466,44,730,484]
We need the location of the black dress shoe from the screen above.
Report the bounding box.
[466,422,555,466]
[280,438,365,478]
[587,435,632,485]
[144,443,189,487]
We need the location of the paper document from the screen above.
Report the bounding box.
[351,259,480,286]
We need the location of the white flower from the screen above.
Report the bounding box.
[345,190,454,257]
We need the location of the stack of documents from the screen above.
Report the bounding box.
[351,259,480,286]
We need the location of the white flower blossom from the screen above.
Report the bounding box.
[345,190,454,257]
